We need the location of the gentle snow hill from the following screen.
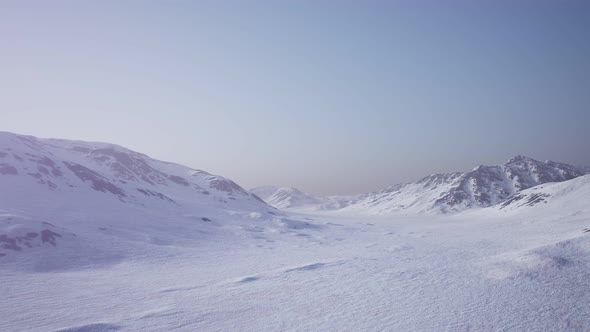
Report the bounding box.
[0,132,319,270]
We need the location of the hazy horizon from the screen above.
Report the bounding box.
[2,0,589,195]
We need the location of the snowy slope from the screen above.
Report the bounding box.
[339,172,464,214]
[495,174,590,213]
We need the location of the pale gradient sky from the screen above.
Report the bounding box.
[1,0,589,195]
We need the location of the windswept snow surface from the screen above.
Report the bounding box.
[1,133,590,331]
[3,197,589,331]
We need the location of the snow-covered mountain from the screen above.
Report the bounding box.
[0,132,316,268]
[0,131,269,211]
[346,156,588,214]
[343,155,587,214]
[256,155,588,215]
[250,186,325,209]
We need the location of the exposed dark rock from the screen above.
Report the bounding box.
[209,178,244,193]
[500,192,550,209]
[71,146,91,153]
[63,162,126,197]
[250,193,267,204]
[0,234,21,251]
[0,163,18,175]
[90,148,169,185]
[136,188,175,203]
[26,155,63,177]
[168,175,189,186]
[93,156,110,163]
[47,181,57,190]
[40,229,62,246]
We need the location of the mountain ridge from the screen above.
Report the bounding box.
[252,155,589,214]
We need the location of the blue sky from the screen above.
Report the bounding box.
[1,0,589,195]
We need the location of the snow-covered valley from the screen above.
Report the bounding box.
[3,205,590,331]
[1,132,589,331]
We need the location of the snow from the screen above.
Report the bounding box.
[251,156,587,215]
[1,132,590,331]
[3,204,589,331]
[250,186,324,209]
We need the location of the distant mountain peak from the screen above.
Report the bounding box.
[504,155,549,168]
[506,154,531,162]
[250,186,324,209]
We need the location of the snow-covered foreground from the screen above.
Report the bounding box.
[2,206,589,331]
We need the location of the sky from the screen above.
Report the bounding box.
[1,0,589,195]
